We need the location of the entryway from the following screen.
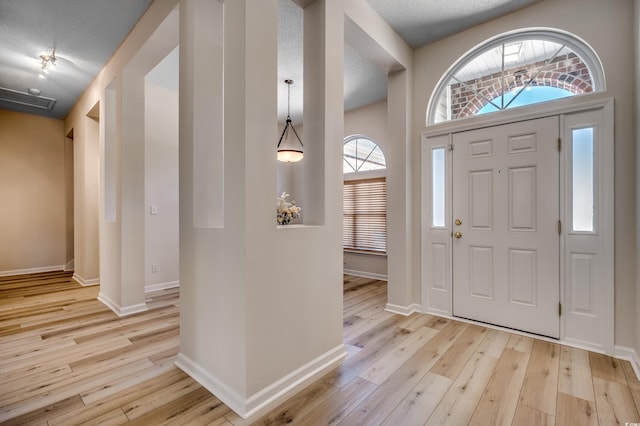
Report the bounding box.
[421,99,614,352]
[451,116,559,338]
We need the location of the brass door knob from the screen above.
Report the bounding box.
[455,219,462,226]
[454,231,463,239]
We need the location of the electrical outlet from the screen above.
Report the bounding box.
[151,264,158,273]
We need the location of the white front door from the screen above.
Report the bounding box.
[452,116,560,338]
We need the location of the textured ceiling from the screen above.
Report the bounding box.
[0,0,153,119]
[278,0,387,124]
[0,0,540,121]
[365,0,540,47]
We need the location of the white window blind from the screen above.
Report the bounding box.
[343,177,387,253]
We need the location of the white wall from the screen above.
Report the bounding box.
[145,82,179,291]
[412,0,637,348]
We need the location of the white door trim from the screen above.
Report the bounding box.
[420,97,614,354]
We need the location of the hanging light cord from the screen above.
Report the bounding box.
[277,80,303,149]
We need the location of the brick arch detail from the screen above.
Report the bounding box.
[452,53,594,120]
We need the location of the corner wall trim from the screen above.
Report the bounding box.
[176,344,347,419]
[64,260,75,271]
[615,345,640,380]
[97,292,147,317]
[72,273,99,287]
[0,265,65,277]
[385,302,421,316]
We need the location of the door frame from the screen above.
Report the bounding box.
[420,96,614,354]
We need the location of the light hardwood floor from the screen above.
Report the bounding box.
[1,272,639,425]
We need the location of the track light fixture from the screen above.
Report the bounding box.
[39,48,57,79]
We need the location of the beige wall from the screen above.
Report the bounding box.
[0,110,66,274]
[412,0,636,347]
[343,101,388,278]
[634,0,640,357]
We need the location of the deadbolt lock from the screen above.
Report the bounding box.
[455,218,462,226]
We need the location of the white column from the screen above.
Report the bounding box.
[97,70,148,316]
[386,69,416,312]
[177,0,345,419]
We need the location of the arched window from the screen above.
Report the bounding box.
[427,29,605,124]
[343,135,386,253]
[343,135,386,173]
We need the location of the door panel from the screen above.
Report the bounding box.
[452,116,560,338]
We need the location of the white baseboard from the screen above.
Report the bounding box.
[72,273,99,287]
[145,280,180,293]
[64,260,74,271]
[615,345,640,380]
[385,302,422,316]
[98,292,147,317]
[422,306,453,318]
[176,344,347,419]
[563,337,606,355]
[0,265,64,277]
[343,269,387,281]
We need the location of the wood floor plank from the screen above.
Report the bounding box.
[468,348,530,426]
[121,375,203,420]
[622,360,640,415]
[123,387,216,425]
[1,271,636,425]
[518,339,560,416]
[555,392,598,426]
[474,328,510,358]
[73,408,130,426]
[425,341,501,425]
[399,312,441,331]
[342,308,396,342]
[593,377,640,424]
[505,333,535,353]
[511,404,555,426]
[558,345,596,402]
[296,377,377,426]
[590,351,628,384]
[430,324,487,379]
[47,368,190,426]
[338,321,468,425]
[0,364,73,395]
[0,394,85,426]
[358,325,438,385]
[233,379,339,426]
[163,396,231,426]
[81,363,175,405]
[323,316,414,389]
[622,360,640,389]
[381,372,452,425]
[0,358,156,421]
[0,334,77,370]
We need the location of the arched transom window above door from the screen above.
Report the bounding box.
[427,29,605,124]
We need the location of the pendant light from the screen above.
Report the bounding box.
[277,79,304,162]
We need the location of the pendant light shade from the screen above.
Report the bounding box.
[277,79,303,162]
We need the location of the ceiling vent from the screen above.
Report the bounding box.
[0,87,56,110]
